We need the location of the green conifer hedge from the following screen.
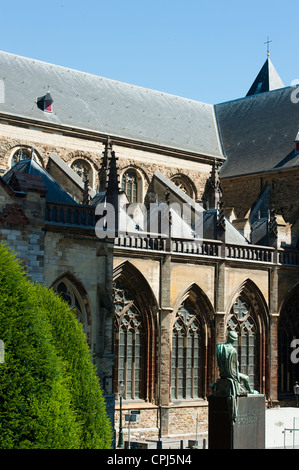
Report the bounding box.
[0,243,112,449]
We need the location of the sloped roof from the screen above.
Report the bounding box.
[2,159,78,204]
[48,152,96,198]
[0,50,224,160]
[215,86,299,178]
[246,58,284,96]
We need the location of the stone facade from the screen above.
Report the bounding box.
[0,51,299,447]
[1,125,299,442]
[221,168,299,246]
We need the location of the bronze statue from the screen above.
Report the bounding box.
[212,330,258,422]
[216,330,253,395]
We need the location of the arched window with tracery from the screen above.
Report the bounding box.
[121,169,142,203]
[52,278,88,334]
[278,287,299,397]
[71,158,93,185]
[227,297,257,390]
[170,175,195,199]
[172,299,203,399]
[113,278,143,400]
[11,147,43,168]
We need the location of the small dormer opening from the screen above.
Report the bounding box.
[37,91,53,112]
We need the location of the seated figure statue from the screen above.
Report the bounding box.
[216,330,254,396]
[212,330,258,423]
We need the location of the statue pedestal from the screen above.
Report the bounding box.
[208,394,265,449]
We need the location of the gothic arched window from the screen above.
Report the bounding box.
[113,279,143,400]
[172,299,203,399]
[121,169,140,203]
[71,159,93,184]
[227,297,257,390]
[170,175,195,199]
[278,288,299,396]
[53,279,87,333]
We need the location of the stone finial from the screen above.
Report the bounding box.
[269,205,278,238]
[83,177,90,205]
[217,200,226,234]
[204,160,222,210]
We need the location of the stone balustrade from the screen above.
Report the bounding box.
[45,202,299,266]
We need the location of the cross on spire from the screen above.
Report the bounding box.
[264,36,272,57]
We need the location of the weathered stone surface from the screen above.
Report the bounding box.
[208,395,265,449]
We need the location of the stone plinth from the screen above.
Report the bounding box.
[208,394,265,449]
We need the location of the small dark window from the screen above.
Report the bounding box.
[37,91,53,113]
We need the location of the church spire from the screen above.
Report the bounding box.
[246,56,284,97]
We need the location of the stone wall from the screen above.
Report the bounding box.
[114,402,208,442]
[0,122,213,204]
[221,169,299,231]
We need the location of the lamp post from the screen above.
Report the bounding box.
[294,382,299,407]
[118,380,125,448]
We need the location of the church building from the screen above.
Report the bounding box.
[0,50,298,442]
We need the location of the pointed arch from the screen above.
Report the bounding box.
[278,282,299,397]
[279,281,299,315]
[171,283,215,400]
[225,278,269,395]
[173,282,215,327]
[113,261,159,402]
[51,272,92,338]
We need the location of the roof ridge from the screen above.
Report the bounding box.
[215,84,290,107]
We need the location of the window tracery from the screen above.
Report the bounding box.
[113,279,143,400]
[11,147,42,168]
[172,299,202,399]
[171,177,189,195]
[53,280,86,330]
[227,297,257,390]
[71,159,93,184]
[121,169,138,203]
[170,175,194,198]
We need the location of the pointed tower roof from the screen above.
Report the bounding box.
[246,57,284,96]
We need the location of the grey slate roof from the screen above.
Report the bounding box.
[246,58,284,96]
[0,51,224,160]
[2,159,78,204]
[1,50,298,181]
[215,86,299,178]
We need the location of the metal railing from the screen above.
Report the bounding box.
[283,418,299,449]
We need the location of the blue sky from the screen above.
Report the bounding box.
[0,0,298,103]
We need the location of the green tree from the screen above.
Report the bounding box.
[0,243,112,449]
[34,283,113,449]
